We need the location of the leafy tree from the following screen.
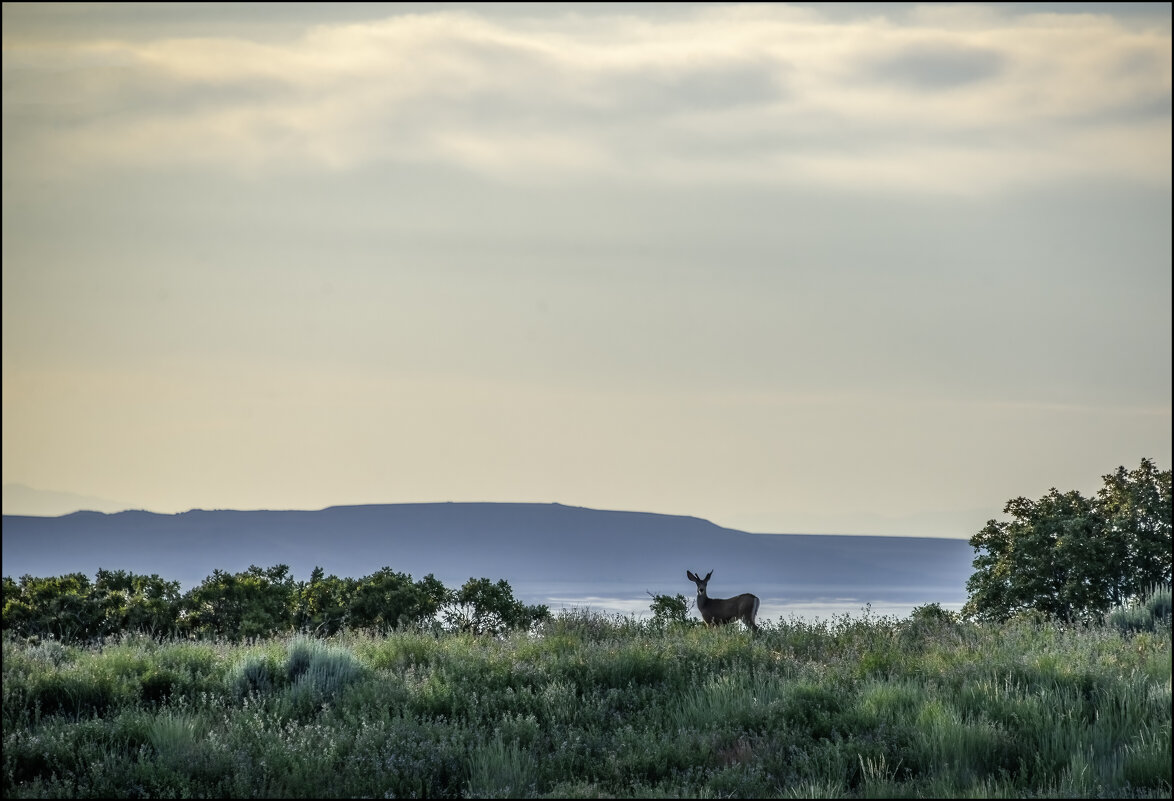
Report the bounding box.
[964,459,1172,623]
[1095,458,1172,603]
[293,566,356,635]
[2,576,36,637]
[346,568,449,631]
[443,577,550,635]
[413,573,451,626]
[1,573,104,640]
[93,569,182,637]
[181,564,297,639]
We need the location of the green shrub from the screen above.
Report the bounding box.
[285,634,319,681]
[279,635,364,717]
[26,639,72,668]
[29,668,117,719]
[648,592,692,626]
[139,667,179,704]
[226,651,279,698]
[1108,585,1172,634]
[147,712,206,768]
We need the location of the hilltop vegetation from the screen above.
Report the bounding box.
[2,565,552,643]
[3,596,1170,798]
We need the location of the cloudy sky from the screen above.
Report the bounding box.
[3,2,1170,536]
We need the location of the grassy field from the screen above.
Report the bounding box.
[2,607,1170,798]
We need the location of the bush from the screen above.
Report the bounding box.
[443,578,551,635]
[227,651,280,698]
[648,592,692,626]
[283,635,363,715]
[1107,585,1172,634]
[907,603,959,626]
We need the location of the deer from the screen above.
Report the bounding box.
[687,570,760,632]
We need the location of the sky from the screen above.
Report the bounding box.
[2,2,1170,537]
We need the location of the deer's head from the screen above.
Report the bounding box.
[686,570,713,596]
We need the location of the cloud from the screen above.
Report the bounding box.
[2,4,1169,192]
[865,43,1005,90]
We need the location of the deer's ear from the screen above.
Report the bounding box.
[704,570,713,581]
[686,571,696,581]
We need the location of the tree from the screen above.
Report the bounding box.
[346,568,450,631]
[293,566,356,635]
[964,459,1172,623]
[1,573,104,640]
[1095,458,1172,603]
[180,564,297,639]
[443,577,550,635]
[94,568,182,637]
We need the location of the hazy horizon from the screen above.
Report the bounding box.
[0,482,985,539]
[3,3,1170,538]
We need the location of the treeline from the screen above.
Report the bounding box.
[1,565,551,642]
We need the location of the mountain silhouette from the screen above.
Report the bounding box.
[1,502,975,614]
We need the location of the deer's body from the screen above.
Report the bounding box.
[687,570,760,632]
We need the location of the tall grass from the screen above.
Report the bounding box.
[1108,584,1172,634]
[3,608,1169,798]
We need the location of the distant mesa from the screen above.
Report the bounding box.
[1,501,975,615]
